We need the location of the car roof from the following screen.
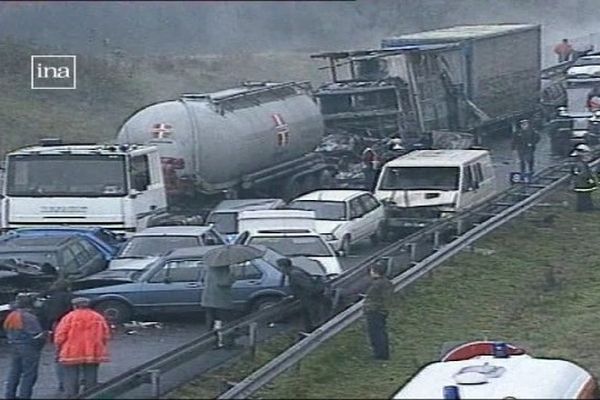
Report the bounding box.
[136,226,214,236]
[211,198,284,213]
[292,189,367,202]
[384,149,489,167]
[0,235,72,252]
[14,226,103,233]
[163,245,222,260]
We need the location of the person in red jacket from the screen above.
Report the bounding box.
[54,297,110,397]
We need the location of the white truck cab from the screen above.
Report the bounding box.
[236,209,342,276]
[374,150,496,229]
[1,141,167,233]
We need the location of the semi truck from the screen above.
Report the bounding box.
[312,24,542,146]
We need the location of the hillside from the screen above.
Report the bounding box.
[0,39,326,155]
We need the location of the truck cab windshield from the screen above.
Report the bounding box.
[6,154,127,197]
[380,167,459,191]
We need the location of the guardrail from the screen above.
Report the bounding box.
[218,158,593,399]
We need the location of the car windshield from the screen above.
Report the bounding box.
[206,212,238,235]
[287,200,346,221]
[0,251,58,268]
[247,236,332,257]
[117,236,200,258]
[6,154,127,197]
[380,167,459,191]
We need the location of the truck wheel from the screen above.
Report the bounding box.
[94,300,132,324]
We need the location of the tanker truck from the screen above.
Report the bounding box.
[117,81,331,208]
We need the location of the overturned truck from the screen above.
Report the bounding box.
[312,24,541,145]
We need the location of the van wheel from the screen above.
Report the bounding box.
[94,300,132,324]
[340,235,352,256]
[251,296,283,313]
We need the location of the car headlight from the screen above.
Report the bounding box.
[321,233,336,241]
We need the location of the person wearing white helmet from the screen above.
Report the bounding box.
[571,144,597,211]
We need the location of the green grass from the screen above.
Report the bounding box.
[171,191,600,399]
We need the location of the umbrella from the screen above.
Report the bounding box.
[204,244,266,267]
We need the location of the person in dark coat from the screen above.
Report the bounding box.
[277,258,329,333]
[3,293,46,400]
[201,264,237,348]
[512,119,541,175]
[571,144,598,211]
[364,261,393,360]
[41,279,73,393]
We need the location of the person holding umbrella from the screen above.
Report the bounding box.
[202,244,266,348]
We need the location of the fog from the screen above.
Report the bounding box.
[1,0,599,57]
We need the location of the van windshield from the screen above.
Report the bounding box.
[380,167,459,191]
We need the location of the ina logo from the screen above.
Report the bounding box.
[31,55,77,89]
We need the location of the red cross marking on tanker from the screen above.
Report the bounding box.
[272,113,289,146]
[151,123,173,139]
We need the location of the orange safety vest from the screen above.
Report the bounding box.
[54,308,110,365]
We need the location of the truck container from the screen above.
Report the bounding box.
[381,24,541,125]
[117,81,328,202]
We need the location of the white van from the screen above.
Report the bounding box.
[393,340,598,399]
[236,210,342,277]
[374,150,496,229]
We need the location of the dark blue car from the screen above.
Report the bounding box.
[6,227,125,259]
[72,246,322,323]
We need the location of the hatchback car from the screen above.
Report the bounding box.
[0,235,108,279]
[110,226,226,269]
[72,246,316,323]
[287,190,385,255]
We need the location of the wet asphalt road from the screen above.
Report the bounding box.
[0,133,561,399]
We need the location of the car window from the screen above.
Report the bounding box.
[149,259,204,283]
[231,260,264,280]
[474,163,484,182]
[80,239,100,257]
[287,200,347,221]
[358,194,379,213]
[119,236,200,257]
[349,198,366,219]
[201,230,225,246]
[206,212,238,235]
[61,247,79,274]
[69,241,91,265]
[247,236,332,257]
[94,229,122,247]
[130,155,151,192]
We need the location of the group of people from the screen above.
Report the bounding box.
[3,282,110,399]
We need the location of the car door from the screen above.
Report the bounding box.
[348,197,368,241]
[231,260,265,308]
[458,164,478,209]
[139,259,205,314]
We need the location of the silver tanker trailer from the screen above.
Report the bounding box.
[117,81,331,203]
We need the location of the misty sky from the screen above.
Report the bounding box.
[0,0,599,60]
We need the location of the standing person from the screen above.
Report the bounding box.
[570,144,598,211]
[277,258,329,333]
[54,297,110,398]
[201,264,237,348]
[41,279,73,394]
[554,38,574,63]
[3,293,46,400]
[364,261,393,360]
[512,119,541,176]
[362,147,380,191]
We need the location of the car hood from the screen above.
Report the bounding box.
[376,190,457,208]
[314,220,344,236]
[73,269,140,290]
[108,257,159,270]
[309,256,342,276]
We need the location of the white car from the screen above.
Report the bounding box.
[288,190,386,255]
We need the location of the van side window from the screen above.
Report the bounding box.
[462,167,475,192]
[474,163,484,182]
[131,155,151,191]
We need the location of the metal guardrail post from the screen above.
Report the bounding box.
[148,369,161,399]
[408,242,417,264]
[248,322,258,360]
[433,230,441,250]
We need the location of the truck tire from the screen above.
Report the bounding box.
[94,300,132,324]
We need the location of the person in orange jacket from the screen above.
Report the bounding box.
[54,297,110,397]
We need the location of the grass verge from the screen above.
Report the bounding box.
[171,190,600,399]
